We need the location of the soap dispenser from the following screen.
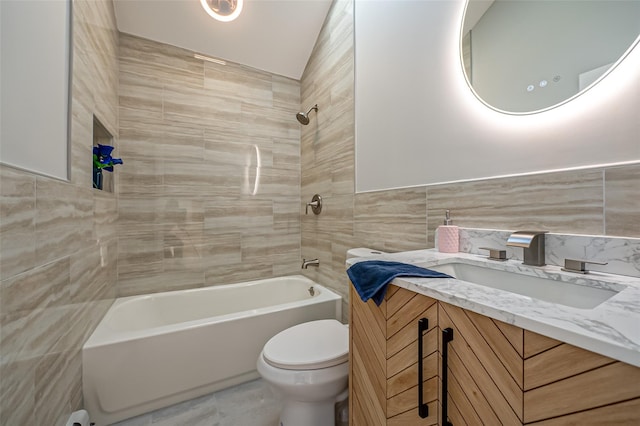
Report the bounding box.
[437,210,459,253]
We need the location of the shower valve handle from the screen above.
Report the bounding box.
[305,194,322,215]
[305,201,318,214]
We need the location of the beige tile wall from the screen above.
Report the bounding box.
[299,0,357,319]
[0,0,119,424]
[299,0,640,322]
[117,34,302,296]
[605,166,640,236]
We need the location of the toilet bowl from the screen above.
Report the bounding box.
[256,319,349,426]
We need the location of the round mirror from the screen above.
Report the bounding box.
[461,0,640,114]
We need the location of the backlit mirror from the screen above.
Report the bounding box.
[461,0,640,114]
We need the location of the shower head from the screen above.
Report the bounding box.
[296,104,318,125]
[296,111,310,125]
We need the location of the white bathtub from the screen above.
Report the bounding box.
[82,275,342,425]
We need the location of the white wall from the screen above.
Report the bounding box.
[355,0,640,192]
[0,0,71,180]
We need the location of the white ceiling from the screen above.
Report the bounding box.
[113,0,334,80]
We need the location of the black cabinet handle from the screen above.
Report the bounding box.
[442,327,454,426]
[417,317,429,418]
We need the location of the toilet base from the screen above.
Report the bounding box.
[280,398,337,426]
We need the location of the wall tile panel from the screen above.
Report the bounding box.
[0,355,37,425]
[118,33,301,296]
[605,165,640,237]
[354,188,428,252]
[0,166,37,277]
[426,169,604,247]
[300,0,356,324]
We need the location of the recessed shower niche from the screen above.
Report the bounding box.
[92,116,119,192]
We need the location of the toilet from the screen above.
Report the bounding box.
[256,319,349,426]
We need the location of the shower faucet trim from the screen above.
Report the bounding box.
[305,194,322,215]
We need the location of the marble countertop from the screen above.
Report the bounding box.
[347,249,640,367]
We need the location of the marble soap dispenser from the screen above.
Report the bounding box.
[437,210,459,253]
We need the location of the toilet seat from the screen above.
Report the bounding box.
[263,319,348,370]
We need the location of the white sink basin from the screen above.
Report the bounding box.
[427,262,620,309]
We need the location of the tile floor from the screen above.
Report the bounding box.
[111,379,282,426]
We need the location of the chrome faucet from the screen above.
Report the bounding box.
[302,258,319,269]
[506,231,547,266]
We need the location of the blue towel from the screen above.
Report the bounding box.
[347,260,452,306]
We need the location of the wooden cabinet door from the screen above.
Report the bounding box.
[523,330,640,424]
[350,285,439,425]
[439,301,524,426]
[386,285,439,425]
[439,301,640,426]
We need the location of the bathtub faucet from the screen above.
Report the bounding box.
[302,258,319,269]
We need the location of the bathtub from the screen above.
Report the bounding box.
[82,275,342,425]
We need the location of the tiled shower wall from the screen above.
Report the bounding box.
[300,0,640,321]
[117,34,302,296]
[0,0,119,424]
[299,0,357,318]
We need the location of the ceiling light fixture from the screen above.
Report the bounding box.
[200,0,243,22]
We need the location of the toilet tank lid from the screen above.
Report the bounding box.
[346,247,386,259]
[263,319,348,370]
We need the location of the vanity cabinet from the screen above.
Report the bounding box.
[350,285,640,426]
